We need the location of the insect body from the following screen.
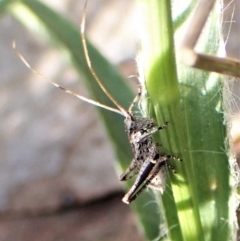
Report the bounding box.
[14,3,181,204]
[119,90,181,203]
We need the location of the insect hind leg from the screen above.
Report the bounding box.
[122,158,166,204]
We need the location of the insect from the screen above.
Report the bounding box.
[117,86,181,204]
[13,2,181,204]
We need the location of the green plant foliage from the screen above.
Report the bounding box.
[137,0,233,240]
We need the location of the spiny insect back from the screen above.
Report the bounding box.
[13,2,182,204]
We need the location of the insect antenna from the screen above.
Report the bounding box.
[12,42,124,116]
[81,1,129,118]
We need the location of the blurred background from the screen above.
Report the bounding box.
[0,0,240,240]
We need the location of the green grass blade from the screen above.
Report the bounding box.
[137,0,234,240]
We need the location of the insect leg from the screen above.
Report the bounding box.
[123,153,182,203]
[164,154,182,162]
[119,159,138,181]
[128,86,142,113]
[161,154,182,173]
[138,122,169,142]
[122,158,166,204]
[122,159,156,204]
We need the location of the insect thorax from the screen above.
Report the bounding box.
[124,114,159,167]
